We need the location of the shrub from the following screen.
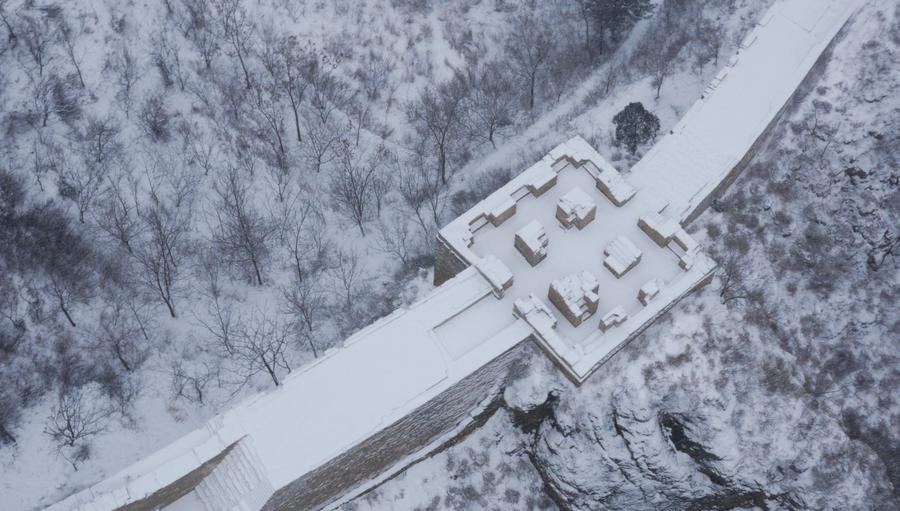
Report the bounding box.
[612,102,659,155]
[138,94,172,142]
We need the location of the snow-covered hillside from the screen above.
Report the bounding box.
[342,2,900,510]
[1,0,895,510]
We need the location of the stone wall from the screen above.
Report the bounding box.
[433,236,471,286]
[115,440,239,511]
[680,12,853,227]
[261,343,528,511]
[577,271,716,382]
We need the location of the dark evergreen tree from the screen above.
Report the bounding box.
[613,101,660,155]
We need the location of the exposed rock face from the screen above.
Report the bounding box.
[513,385,801,511]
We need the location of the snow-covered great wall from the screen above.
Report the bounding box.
[45,1,863,510]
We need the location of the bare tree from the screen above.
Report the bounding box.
[171,359,215,404]
[346,98,372,148]
[52,73,83,124]
[0,276,27,347]
[329,139,387,236]
[464,62,515,148]
[208,304,291,388]
[602,57,622,96]
[195,283,238,355]
[214,0,255,90]
[179,121,220,176]
[18,14,52,79]
[264,159,293,204]
[281,196,329,281]
[99,372,143,423]
[638,6,689,100]
[370,155,392,216]
[26,136,51,191]
[546,39,583,105]
[691,15,725,73]
[39,208,95,328]
[210,166,275,285]
[284,43,312,142]
[57,157,108,224]
[355,50,395,102]
[248,84,289,172]
[238,309,291,387]
[29,76,56,128]
[93,300,150,373]
[281,271,327,358]
[55,15,85,88]
[44,383,113,470]
[0,65,6,122]
[0,0,16,49]
[95,169,142,253]
[0,391,20,446]
[111,44,140,116]
[406,74,467,184]
[260,33,314,143]
[233,139,257,176]
[139,93,173,143]
[395,148,447,241]
[376,212,419,268]
[301,109,340,173]
[307,56,351,126]
[648,35,683,99]
[124,293,155,346]
[11,191,96,328]
[60,116,123,223]
[505,11,554,109]
[328,247,365,318]
[150,28,188,90]
[46,271,84,328]
[718,253,750,303]
[575,0,596,62]
[180,0,221,71]
[134,168,195,318]
[80,116,122,165]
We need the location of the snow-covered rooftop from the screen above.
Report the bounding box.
[439,142,716,381]
[515,220,549,265]
[516,220,548,255]
[556,186,597,229]
[604,235,642,278]
[549,270,601,326]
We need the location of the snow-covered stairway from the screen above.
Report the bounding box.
[194,438,275,511]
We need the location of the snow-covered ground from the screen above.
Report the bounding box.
[339,1,900,509]
[4,0,895,509]
[0,0,507,507]
[0,0,605,507]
